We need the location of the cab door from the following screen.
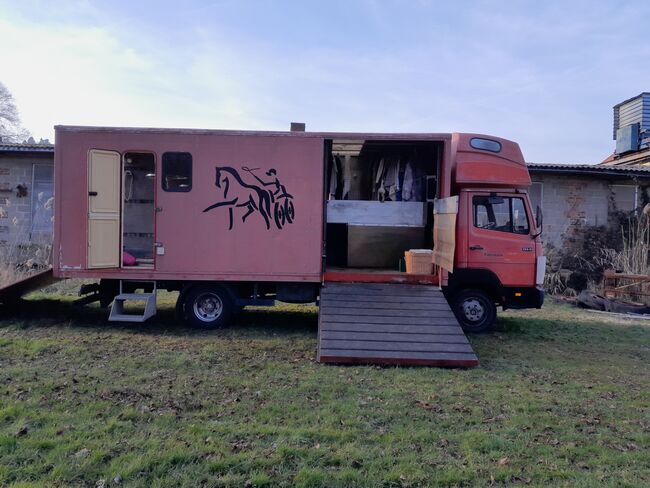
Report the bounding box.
[465,192,536,286]
[87,149,121,268]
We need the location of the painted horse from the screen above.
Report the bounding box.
[203,166,275,230]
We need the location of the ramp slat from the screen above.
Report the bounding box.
[320,331,471,344]
[318,282,478,367]
[320,300,449,310]
[320,314,456,325]
[320,323,465,334]
[322,294,449,304]
[320,307,456,318]
[320,340,475,353]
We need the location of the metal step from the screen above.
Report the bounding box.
[317,282,479,367]
[108,281,157,322]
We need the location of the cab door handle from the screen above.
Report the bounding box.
[469,245,484,250]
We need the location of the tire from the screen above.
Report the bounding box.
[451,289,497,333]
[180,285,233,329]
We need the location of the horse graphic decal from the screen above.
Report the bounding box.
[203,166,295,230]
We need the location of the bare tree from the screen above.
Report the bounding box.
[0,82,29,143]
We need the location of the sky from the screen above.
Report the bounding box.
[0,0,648,163]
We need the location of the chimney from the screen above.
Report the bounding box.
[290,122,306,132]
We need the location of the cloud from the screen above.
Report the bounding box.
[1,0,649,163]
[0,15,264,139]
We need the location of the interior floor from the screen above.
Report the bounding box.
[324,267,439,284]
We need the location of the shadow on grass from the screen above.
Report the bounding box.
[0,297,319,338]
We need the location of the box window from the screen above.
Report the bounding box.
[162,152,192,192]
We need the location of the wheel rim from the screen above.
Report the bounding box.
[193,292,223,322]
[461,297,485,323]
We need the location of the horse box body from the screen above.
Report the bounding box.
[53,126,326,282]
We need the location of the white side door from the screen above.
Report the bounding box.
[88,150,121,268]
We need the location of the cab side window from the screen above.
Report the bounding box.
[473,196,529,235]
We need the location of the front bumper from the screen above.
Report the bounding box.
[502,286,544,310]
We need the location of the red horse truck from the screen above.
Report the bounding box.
[54,125,545,367]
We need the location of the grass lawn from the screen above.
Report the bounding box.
[0,292,648,487]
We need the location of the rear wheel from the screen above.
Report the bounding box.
[451,289,496,333]
[181,285,233,329]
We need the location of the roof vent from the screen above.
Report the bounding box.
[290,122,306,132]
[616,123,640,154]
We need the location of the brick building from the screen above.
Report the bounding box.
[0,142,54,264]
[526,163,650,248]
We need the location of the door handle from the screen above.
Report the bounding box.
[469,245,484,250]
[88,191,98,196]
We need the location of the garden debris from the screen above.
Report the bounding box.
[576,290,650,315]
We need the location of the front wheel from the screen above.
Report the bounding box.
[180,285,233,329]
[451,289,496,333]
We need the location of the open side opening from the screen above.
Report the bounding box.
[324,139,443,282]
[122,152,155,269]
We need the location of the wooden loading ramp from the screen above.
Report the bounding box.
[317,282,479,367]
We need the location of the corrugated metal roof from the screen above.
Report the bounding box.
[613,92,650,109]
[527,162,650,178]
[0,143,54,153]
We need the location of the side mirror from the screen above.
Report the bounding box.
[532,205,543,238]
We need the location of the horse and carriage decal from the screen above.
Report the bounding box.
[203,166,295,230]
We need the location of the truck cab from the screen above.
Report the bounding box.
[442,134,545,332]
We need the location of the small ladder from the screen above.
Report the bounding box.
[108,280,157,322]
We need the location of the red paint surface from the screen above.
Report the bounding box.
[54,127,537,290]
[54,128,325,282]
[451,133,530,190]
[456,190,537,287]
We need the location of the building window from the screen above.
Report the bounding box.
[610,184,637,212]
[162,152,192,192]
[31,164,54,233]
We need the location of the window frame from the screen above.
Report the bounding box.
[161,152,193,193]
[472,195,530,235]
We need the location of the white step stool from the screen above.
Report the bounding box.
[109,280,157,322]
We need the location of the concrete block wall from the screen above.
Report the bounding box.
[532,174,641,248]
[0,153,53,263]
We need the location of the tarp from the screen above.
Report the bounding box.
[433,196,458,273]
